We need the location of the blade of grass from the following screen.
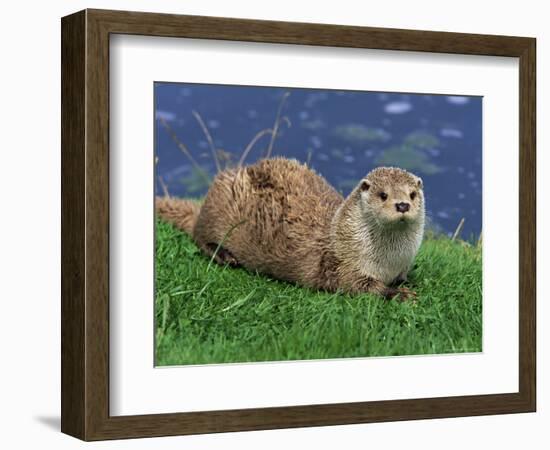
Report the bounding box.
[207,220,247,272]
[221,289,256,312]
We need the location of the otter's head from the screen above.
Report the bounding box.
[357,167,424,228]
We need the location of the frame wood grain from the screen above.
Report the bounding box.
[61,9,536,441]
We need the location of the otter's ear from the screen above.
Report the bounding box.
[360,180,370,192]
[416,177,423,189]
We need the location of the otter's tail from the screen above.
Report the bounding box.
[155,197,201,236]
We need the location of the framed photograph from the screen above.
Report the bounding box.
[61,9,536,440]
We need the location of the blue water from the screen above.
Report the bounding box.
[155,83,482,239]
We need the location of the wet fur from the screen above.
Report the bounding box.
[156,158,425,300]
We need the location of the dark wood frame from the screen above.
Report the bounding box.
[61,8,536,441]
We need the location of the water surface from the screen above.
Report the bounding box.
[155,83,482,239]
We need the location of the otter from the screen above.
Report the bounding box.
[156,157,425,300]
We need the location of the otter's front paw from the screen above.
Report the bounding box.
[384,286,417,302]
[396,287,417,302]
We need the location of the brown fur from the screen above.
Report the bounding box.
[156,197,201,235]
[156,158,425,301]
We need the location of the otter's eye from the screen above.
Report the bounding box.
[379,192,388,201]
[410,191,417,200]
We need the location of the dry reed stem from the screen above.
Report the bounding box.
[237,128,274,167]
[158,116,211,185]
[306,148,313,167]
[451,217,465,241]
[265,91,291,159]
[192,110,221,173]
[158,175,170,198]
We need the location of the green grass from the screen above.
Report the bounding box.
[155,219,482,366]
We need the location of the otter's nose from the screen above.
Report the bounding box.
[395,202,410,213]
